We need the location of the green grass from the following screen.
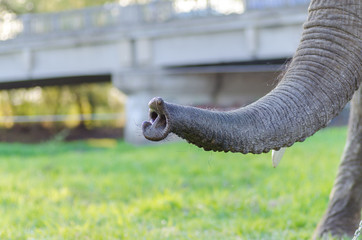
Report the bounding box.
[0,127,348,239]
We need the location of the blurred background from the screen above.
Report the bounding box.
[0,0,348,143]
[0,1,352,239]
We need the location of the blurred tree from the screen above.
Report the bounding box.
[0,83,126,129]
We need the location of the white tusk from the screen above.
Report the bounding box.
[272,148,286,168]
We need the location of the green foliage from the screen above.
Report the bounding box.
[0,0,114,14]
[0,127,348,239]
[0,0,153,14]
[0,83,126,128]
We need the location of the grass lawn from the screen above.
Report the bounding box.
[0,127,348,239]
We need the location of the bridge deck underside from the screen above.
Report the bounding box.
[0,74,111,90]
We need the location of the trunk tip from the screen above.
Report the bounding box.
[142,97,171,141]
[148,97,164,109]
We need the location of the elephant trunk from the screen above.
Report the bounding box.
[142,0,362,154]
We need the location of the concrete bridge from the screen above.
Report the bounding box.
[0,0,309,143]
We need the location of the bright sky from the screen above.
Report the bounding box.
[174,0,245,14]
[0,12,23,41]
[118,0,245,14]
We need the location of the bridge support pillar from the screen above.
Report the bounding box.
[124,91,154,144]
[112,72,155,144]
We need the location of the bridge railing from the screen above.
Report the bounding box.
[246,0,310,9]
[0,0,309,42]
[18,4,144,37]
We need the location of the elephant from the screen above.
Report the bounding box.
[142,0,362,238]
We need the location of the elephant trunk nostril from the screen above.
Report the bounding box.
[157,114,167,129]
[149,111,167,129]
[150,111,158,123]
[142,97,171,141]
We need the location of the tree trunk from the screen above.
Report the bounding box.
[314,85,362,239]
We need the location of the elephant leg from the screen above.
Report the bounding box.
[314,85,362,239]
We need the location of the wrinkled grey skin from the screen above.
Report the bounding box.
[142,0,362,238]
